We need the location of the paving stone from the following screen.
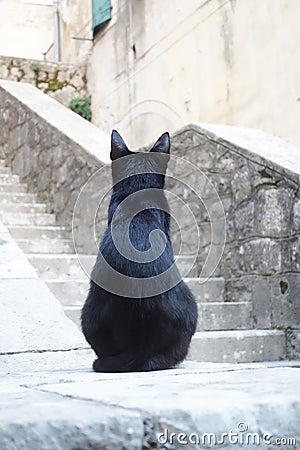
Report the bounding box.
[0,390,143,450]
[0,277,87,353]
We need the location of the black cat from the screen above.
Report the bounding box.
[81,130,198,372]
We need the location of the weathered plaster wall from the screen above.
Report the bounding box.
[0,0,53,60]
[88,0,300,149]
[59,0,93,64]
[0,56,88,107]
[0,0,92,64]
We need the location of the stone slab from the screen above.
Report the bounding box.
[0,278,87,353]
[0,226,37,279]
[28,253,94,280]
[186,122,300,178]
[0,221,87,354]
[46,280,89,306]
[0,390,143,450]
[184,277,225,302]
[15,238,73,254]
[197,301,253,331]
[0,349,94,373]
[0,80,111,165]
[189,329,285,363]
[0,361,298,449]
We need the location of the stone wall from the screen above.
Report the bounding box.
[0,56,88,108]
[168,124,300,358]
[88,0,300,149]
[0,80,110,253]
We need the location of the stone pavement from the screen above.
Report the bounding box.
[0,361,299,449]
[1,221,300,449]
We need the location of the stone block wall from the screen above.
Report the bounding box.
[0,80,110,254]
[168,124,300,357]
[0,55,88,108]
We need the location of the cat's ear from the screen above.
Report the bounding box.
[110,130,130,160]
[150,132,170,154]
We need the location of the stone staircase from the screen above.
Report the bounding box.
[0,159,285,363]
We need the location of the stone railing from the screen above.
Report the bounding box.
[0,80,299,358]
[0,79,110,252]
[169,123,300,358]
[0,55,88,107]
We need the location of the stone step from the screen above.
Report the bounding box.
[1,212,56,226]
[16,238,74,254]
[28,254,95,280]
[0,166,11,174]
[0,183,27,193]
[197,301,253,331]
[0,192,38,203]
[184,277,225,302]
[46,280,89,307]
[0,202,47,213]
[189,329,285,363]
[9,225,68,240]
[46,274,224,307]
[64,306,81,328]
[174,255,198,277]
[0,173,20,183]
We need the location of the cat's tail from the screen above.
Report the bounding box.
[93,351,149,373]
[93,350,178,373]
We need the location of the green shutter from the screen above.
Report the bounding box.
[92,0,112,32]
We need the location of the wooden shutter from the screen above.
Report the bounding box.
[92,0,112,33]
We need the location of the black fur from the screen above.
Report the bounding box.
[81,130,198,372]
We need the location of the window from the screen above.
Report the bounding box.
[92,0,112,36]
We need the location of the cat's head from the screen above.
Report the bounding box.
[110,130,170,190]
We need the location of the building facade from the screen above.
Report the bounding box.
[0,0,299,149]
[88,0,300,148]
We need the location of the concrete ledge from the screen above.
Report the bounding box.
[0,361,299,449]
[0,79,110,164]
[176,122,300,181]
[0,221,87,355]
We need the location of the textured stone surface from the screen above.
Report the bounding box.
[0,349,94,373]
[197,301,253,331]
[189,330,285,363]
[184,277,225,302]
[0,80,110,253]
[0,221,87,354]
[0,390,142,450]
[1,361,298,450]
[169,124,300,356]
[0,55,88,108]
